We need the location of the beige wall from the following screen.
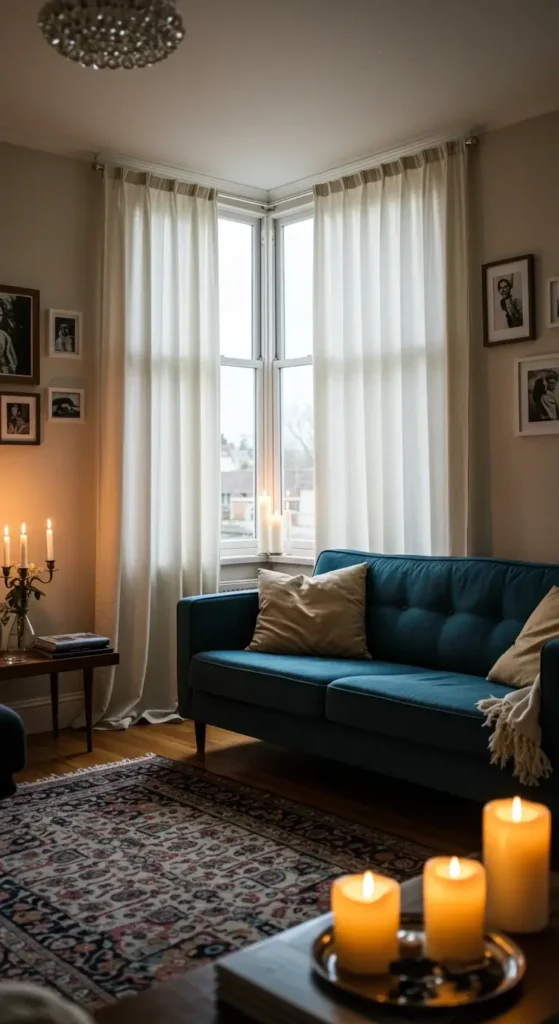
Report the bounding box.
[0,143,100,721]
[473,111,559,564]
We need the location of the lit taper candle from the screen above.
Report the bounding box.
[3,526,10,568]
[46,519,54,561]
[19,524,28,569]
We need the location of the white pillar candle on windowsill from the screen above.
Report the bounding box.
[483,796,551,933]
[284,508,292,551]
[3,526,10,568]
[19,524,28,569]
[332,870,400,975]
[270,512,283,554]
[424,856,486,964]
[46,519,54,561]
[257,492,272,554]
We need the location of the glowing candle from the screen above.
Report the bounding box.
[257,492,272,553]
[46,519,54,561]
[19,524,28,569]
[483,796,551,933]
[284,493,292,551]
[424,856,486,963]
[3,526,10,568]
[331,870,400,974]
[270,512,283,554]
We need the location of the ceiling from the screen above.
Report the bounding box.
[1,0,559,194]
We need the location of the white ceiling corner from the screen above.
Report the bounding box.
[0,0,558,194]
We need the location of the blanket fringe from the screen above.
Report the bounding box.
[478,697,552,787]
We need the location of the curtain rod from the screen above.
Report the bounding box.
[92,136,478,211]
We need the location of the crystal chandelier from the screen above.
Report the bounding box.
[37,0,186,70]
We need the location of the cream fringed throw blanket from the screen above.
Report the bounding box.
[478,586,559,787]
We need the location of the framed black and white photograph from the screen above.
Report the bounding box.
[517,355,559,435]
[546,278,559,329]
[0,285,40,384]
[48,388,85,422]
[0,392,41,445]
[48,309,82,358]
[482,255,535,346]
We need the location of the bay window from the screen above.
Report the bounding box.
[218,207,314,557]
[218,214,260,551]
[275,213,314,549]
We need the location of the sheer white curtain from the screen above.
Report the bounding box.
[93,170,220,728]
[313,143,470,557]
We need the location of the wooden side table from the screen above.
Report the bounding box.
[0,650,119,752]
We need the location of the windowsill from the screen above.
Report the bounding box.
[220,554,266,565]
[269,554,315,566]
[220,553,315,566]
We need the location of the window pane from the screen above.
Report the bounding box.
[281,364,314,544]
[282,217,313,359]
[221,365,256,541]
[219,218,253,359]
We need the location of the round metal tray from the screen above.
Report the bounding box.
[312,914,525,1011]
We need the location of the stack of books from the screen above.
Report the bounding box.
[33,632,112,659]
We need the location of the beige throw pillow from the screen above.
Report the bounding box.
[246,563,371,659]
[488,586,559,688]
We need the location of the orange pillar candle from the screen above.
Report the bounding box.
[483,796,551,933]
[331,870,400,975]
[424,857,486,964]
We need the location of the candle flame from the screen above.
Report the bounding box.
[449,856,461,879]
[512,796,523,823]
[21,523,26,536]
[3,526,8,538]
[362,871,375,900]
[47,519,52,530]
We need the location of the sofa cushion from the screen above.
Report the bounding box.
[326,671,514,758]
[191,651,424,718]
[314,549,559,678]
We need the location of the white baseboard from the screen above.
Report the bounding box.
[6,691,83,735]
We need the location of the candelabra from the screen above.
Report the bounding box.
[2,560,57,662]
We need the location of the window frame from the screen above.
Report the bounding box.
[273,209,314,554]
[218,202,315,560]
[218,209,263,554]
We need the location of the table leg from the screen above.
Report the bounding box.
[83,668,93,753]
[50,673,59,738]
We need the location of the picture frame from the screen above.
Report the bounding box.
[546,278,559,329]
[482,255,535,346]
[516,354,559,436]
[0,284,40,384]
[0,391,41,445]
[48,387,85,422]
[48,309,82,358]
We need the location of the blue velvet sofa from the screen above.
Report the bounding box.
[177,550,559,811]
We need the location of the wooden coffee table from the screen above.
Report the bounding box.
[0,650,119,752]
[96,874,559,1023]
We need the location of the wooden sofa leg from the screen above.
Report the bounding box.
[195,721,206,754]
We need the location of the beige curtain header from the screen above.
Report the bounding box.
[314,140,468,197]
[103,165,217,201]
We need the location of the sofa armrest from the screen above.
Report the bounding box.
[177,590,259,718]
[539,638,559,770]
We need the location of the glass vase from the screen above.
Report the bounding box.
[4,612,35,664]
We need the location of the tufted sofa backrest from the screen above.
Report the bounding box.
[314,549,559,678]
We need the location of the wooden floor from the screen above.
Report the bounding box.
[17,721,483,855]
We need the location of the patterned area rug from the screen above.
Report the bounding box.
[0,755,433,1009]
